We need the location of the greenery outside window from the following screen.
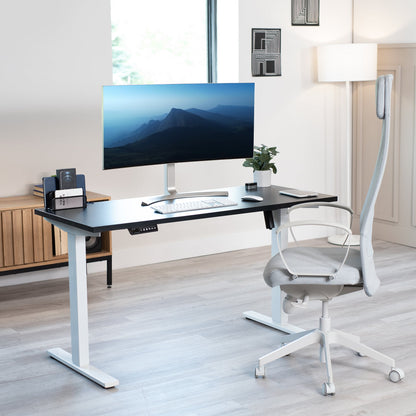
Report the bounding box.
[111,0,238,85]
[112,0,208,85]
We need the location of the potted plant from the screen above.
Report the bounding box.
[243,144,279,187]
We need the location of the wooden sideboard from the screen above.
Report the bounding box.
[0,191,112,286]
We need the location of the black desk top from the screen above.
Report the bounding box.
[35,185,337,234]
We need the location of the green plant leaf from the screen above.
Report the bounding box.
[243,144,279,173]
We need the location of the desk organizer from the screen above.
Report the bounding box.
[43,175,87,211]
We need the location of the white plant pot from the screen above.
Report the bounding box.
[253,170,272,187]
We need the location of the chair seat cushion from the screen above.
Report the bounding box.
[264,247,362,287]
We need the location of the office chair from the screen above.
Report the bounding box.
[255,74,404,395]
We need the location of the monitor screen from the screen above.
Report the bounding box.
[103,83,255,170]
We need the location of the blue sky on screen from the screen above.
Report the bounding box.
[103,83,254,147]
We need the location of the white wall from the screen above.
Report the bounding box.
[239,0,352,186]
[239,0,352,231]
[354,0,416,43]
[0,0,113,194]
[0,0,353,278]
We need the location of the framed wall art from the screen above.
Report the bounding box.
[292,0,320,26]
[251,28,281,77]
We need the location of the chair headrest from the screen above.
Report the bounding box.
[376,76,386,119]
[376,74,393,119]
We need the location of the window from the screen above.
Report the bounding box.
[217,0,239,82]
[111,0,238,85]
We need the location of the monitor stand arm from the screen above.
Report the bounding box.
[141,163,229,206]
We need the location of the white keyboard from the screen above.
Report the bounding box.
[151,198,237,214]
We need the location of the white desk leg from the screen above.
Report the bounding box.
[48,232,119,388]
[244,209,303,334]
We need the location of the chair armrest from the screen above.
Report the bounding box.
[276,220,353,281]
[287,202,354,243]
[288,202,354,216]
[278,220,352,235]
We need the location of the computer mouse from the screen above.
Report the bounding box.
[241,195,263,202]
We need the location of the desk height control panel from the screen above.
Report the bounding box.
[128,224,159,235]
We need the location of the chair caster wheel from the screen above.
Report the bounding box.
[389,368,405,383]
[255,366,265,378]
[322,382,335,396]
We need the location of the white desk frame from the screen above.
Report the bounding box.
[45,208,301,388]
[46,220,119,388]
[243,209,304,334]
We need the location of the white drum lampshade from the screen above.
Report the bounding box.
[317,43,377,82]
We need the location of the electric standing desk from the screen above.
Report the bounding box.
[35,185,336,388]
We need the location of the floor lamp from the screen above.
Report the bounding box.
[317,43,377,245]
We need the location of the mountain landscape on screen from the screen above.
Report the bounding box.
[104,105,254,169]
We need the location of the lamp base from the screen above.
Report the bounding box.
[328,234,360,246]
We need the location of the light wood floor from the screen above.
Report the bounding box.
[1,241,415,416]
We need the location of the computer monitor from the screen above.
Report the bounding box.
[102,82,255,201]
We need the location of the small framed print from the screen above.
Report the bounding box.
[292,0,320,26]
[251,28,281,77]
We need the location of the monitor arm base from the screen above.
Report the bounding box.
[141,163,228,206]
[141,190,229,206]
